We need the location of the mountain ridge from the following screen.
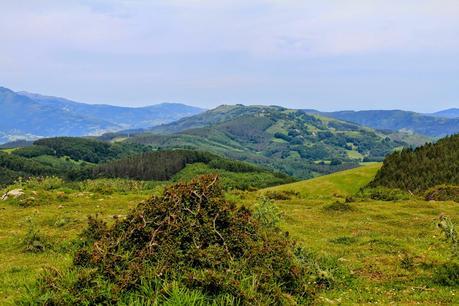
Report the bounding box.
[430,108,459,118]
[304,109,459,137]
[0,86,204,143]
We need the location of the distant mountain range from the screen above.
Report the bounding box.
[0,86,204,143]
[304,109,459,138]
[1,85,457,144]
[430,108,459,119]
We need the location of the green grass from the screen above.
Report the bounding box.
[0,182,154,304]
[261,163,381,199]
[1,164,458,304]
[346,149,363,159]
[249,164,459,304]
[0,149,16,154]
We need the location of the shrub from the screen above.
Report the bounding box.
[433,262,459,286]
[425,185,459,203]
[324,201,354,212]
[253,197,282,229]
[358,187,411,201]
[263,190,299,201]
[22,219,51,253]
[77,178,152,195]
[399,253,415,270]
[437,214,458,256]
[26,175,319,304]
[330,236,358,245]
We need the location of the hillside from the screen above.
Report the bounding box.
[0,139,292,190]
[369,134,459,192]
[250,164,459,304]
[0,86,203,143]
[3,164,459,304]
[431,108,459,119]
[79,149,293,189]
[305,109,459,137]
[124,105,406,178]
[0,137,150,186]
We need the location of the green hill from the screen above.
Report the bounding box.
[80,149,293,190]
[1,139,293,190]
[124,105,406,178]
[306,109,459,137]
[369,134,459,192]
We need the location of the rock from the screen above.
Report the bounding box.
[1,189,25,201]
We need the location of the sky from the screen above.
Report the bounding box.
[0,0,458,112]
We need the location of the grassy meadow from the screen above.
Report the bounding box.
[254,164,459,304]
[0,164,458,304]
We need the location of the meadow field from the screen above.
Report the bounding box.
[0,164,458,304]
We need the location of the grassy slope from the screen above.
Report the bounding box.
[1,165,458,304]
[0,180,165,304]
[250,164,459,304]
[262,163,381,198]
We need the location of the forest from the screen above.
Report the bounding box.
[369,134,459,192]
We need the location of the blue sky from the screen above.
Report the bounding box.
[0,0,458,112]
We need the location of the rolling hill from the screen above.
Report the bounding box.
[120,105,407,178]
[0,138,292,190]
[0,86,204,143]
[431,108,459,118]
[305,109,459,137]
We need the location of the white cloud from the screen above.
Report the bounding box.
[1,0,458,59]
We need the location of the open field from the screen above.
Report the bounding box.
[254,164,459,304]
[0,165,458,304]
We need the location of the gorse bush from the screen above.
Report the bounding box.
[25,175,319,305]
[17,176,65,191]
[264,190,299,201]
[357,186,411,201]
[425,185,459,203]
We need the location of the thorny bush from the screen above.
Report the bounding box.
[26,175,321,305]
